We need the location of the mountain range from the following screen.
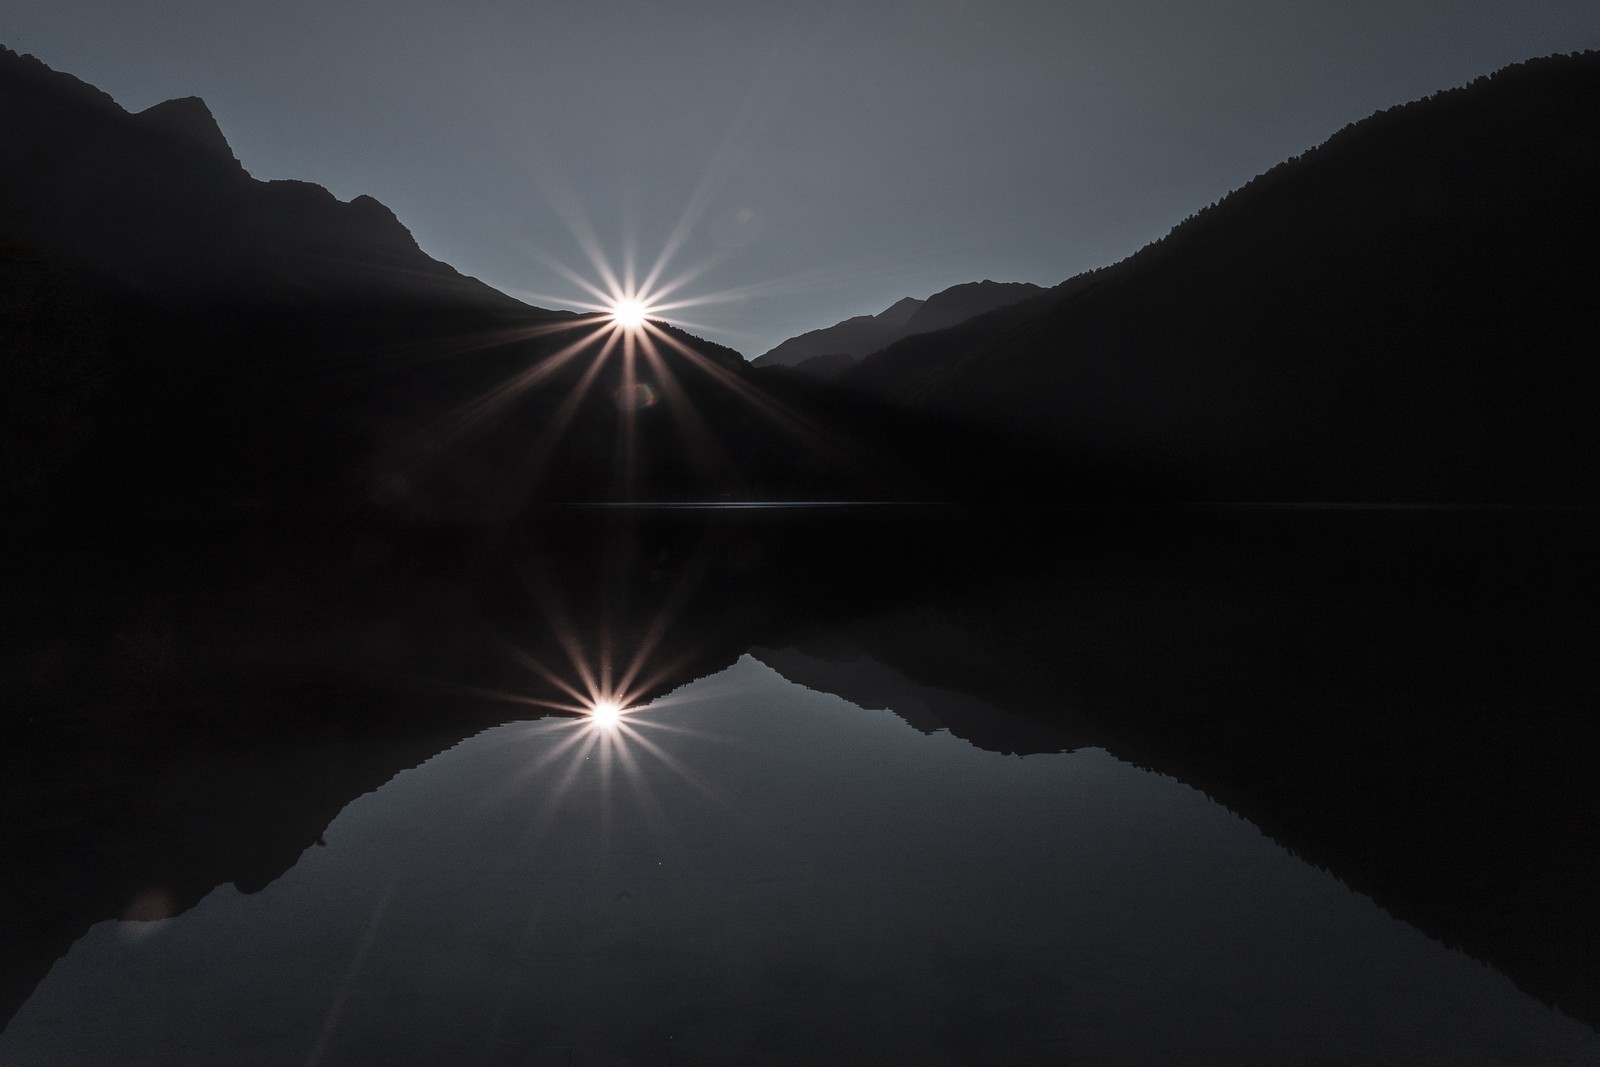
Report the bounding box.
[6,46,1600,517]
[2,44,546,511]
[0,50,515,314]
[827,52,1600,502]
[750,280,1044,378]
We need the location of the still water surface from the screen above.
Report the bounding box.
[5,654,1595,1065]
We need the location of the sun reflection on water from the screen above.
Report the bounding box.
[588,699,624,728]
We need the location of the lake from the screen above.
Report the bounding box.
[2,507,1597,1063]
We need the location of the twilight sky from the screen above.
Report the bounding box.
[9,1,1598,357]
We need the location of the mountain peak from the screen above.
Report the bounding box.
[902,280,1045,333]
[842,50,1600,504]
[135,96,240,169]
[876,297,925,326]
[1,50,530,314]
[751,281,1044,374]
[0,47,121,116]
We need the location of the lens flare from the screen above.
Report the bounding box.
[590,700,624,728]
[615,381,659,411]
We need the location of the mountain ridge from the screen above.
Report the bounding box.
[0,46,517,313]
[841,51,1600,502]
[752,280,1044,376]
[133,96,240,168]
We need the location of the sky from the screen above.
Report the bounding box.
[9,1,1599,357]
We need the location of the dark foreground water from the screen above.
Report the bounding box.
[3,656,1595,1066]
[3,508,1597,1064]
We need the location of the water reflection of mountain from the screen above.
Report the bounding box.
[4,508,1597,1033]
[750,644,1086,756]
[750,509,1600,1029]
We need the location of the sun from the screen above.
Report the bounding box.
[609,298,649,329]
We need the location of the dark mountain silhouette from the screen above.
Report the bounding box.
[900,279,1048,334]
[741,508,1600,1028]
[1,45,558,514]
[752,296,923,370]
[0,48,512,312]
[786,350,860,380]
[134,96,237,162]
[844,52,1600,503]
[751,643,1084,755]
[751,281,1043,378]
[3,47,1085,523]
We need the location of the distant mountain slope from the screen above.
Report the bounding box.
[898,280,1048,334]
[752,281,1043,375]
[844,52,1600,503]
[752,296,924,369]
[0,47,516,313]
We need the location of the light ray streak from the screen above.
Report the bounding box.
[531,249,620,308]
[554,200,627,302]
[635,11,806,302]
[632,340,739,488]
[608,723,763,831]
[426,321,611,446]
[599,735,689,861]
[518,730,604,796]
[615,329,642,492]
[419,677,594,718]
[490,329,622,502]
[510,292,615,313]
[594,715,706,741]
[608,582,717,703]
[507,591,609,710]
[642,322,863,468]
[498,645,599,712]
[622,232,638,300]
[303,881,397,1067]
[309,319,578,390]
[546,729,606,805]
[643,257,922,311]
[634,244,736,309]
[633,314,725,337]
[595,725,618,855]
